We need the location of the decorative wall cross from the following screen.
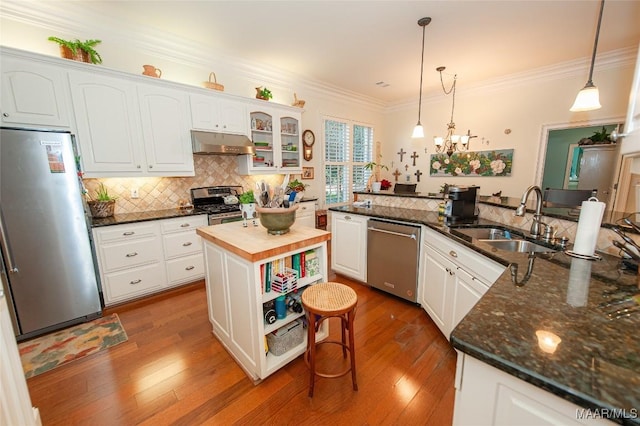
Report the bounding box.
[414,169,423,182]
[405,164,409,171]
[411,151,419,166]
[392,168,401,181]
[397,148,406,162]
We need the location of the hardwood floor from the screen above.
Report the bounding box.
[25,274,456,425]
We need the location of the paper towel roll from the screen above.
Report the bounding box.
[572,198,605,257]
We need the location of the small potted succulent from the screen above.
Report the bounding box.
[48,37,103,64]
[87,183,117,217]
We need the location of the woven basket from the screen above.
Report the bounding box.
[203,72,224,91]
[88,200,116,218]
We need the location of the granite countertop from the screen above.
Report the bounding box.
[330,204,640,424]
[91,208,207,227]
[196,221,331,262]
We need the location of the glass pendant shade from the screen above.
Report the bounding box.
[570,83,601,112]
[412,123,425,138]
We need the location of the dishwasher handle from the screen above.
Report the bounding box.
[368,226,417,240]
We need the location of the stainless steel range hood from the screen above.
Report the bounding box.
[191,130,255,155]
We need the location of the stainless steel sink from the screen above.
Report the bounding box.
[452,227,523,240]
[478,239,557,253]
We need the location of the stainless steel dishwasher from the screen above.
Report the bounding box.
[367,219,421,302]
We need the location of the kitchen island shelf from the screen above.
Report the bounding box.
[262,273,323,304]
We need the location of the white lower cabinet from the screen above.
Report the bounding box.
[295,200,316,228]
[420,227,505,339]
[93,215,207,306]
[330,212,367,282]
[453,353,614,426]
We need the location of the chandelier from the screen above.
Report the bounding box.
[434,66,476,157]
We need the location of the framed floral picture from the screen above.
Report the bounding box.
[430,149,514,177]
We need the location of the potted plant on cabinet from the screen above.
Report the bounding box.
[239,190,258,227]
[87,183,117,217]
[364,160,389,192]
[255,86,273,101]
[48,37,103,64]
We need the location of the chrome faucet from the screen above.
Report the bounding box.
[515,185,547,238]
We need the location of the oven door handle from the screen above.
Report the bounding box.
[367,227,417,240]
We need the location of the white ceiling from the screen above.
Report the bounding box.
[8,1,640,104]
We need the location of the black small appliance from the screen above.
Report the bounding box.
[444,185,479,221]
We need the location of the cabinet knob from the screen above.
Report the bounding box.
[180,223,190,228]
[2,113,8,118]
[123,231,135,236]
[130,279,142,285]
[223,125,227,129]
[449,250,458,258]
[345,216,351,221]
[126,252,138,257]
[185,265,195,271]
[182,241,193,247]
[149,165,153,169]
[137,165,141,169]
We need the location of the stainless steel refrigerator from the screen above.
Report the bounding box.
[0,127,102,340]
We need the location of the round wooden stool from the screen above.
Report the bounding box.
[301,282,358,397]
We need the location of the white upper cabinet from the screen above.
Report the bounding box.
[69,70,145,175]
[70,71,194,177]
[1,57,72,128]
[238,105,302,175]
[138,84,194,173]
[190,94,248,135]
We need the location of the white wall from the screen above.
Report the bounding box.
[383,63,634,198]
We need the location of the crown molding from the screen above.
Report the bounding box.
[1,1,633,115]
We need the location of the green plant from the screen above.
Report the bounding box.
[287,179,308,192]
[257,86,273,100]
[92,183,117,201]
[48,37,103,64]
[239,190,256,204]
[364,161,389,172]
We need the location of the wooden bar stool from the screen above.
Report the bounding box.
[301,282,358,397]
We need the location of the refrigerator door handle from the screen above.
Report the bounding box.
[0,209,18,274]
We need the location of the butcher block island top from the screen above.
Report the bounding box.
[196,221,331,263]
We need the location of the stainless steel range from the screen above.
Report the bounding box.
[191,186,244,225]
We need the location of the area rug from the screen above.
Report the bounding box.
[18,313,128,379]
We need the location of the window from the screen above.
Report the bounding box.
[324,117,374,206]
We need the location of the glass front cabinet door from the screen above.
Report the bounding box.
[239,106,302,175]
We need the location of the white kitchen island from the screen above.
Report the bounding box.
[196,221,331,381]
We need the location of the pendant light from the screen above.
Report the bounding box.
[412,17,431,138]
[570,0,605,112]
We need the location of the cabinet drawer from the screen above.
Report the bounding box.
[103,262,165,303]
[423,227,505,284]
[296,202,316,218]
[166,253,204,284]
[101,237,162,271]
[163,231,203,259]
[160,215,208,234]
[96,223,158,243]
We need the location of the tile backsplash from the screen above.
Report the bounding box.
[83,156,283,214]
